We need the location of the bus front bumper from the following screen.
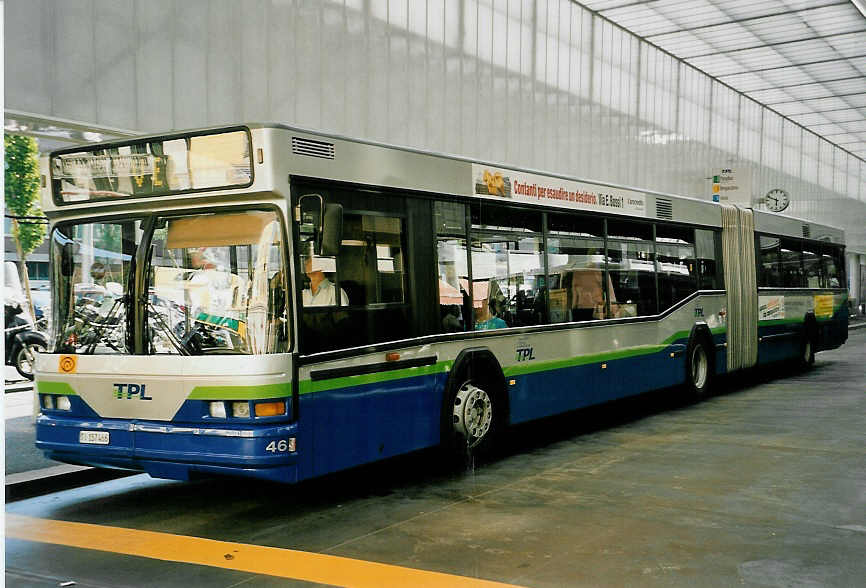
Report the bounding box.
[35,415,300,484]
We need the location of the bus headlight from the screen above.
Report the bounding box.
[254,401,286,417]
[41,395,55,410]
[56,396,72,411]
[209,402,227,418]
[232,402,251,418]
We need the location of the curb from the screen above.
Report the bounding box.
[5,465,135,503]
[849,321,866,331]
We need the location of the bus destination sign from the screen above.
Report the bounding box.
[50,129,252,205]
[57,153,166,181]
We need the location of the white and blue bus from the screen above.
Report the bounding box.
[35,125,848,483]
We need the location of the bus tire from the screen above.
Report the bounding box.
[452,380,495,451]
[441,350,506,465]
[685,334,713,400]
[799,315,817,369]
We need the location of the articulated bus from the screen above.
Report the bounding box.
[34,124,848,483]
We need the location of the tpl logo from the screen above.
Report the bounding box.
[113,383,153,401]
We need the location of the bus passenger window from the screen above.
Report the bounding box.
[696,229,723,290]
[759,236,782,287]
[470,233,545,329]
[822,244,845,288]
[802,247,822,288]
[435,201,472,333]
[780,239,804,287]
[547,213,605,322]
[656,225,697,311]
[606,220,656,317]
[437,238,471,332]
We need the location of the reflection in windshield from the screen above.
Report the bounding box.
[148,211,288,355]
[52,221,138,354]
[51,211,288,355]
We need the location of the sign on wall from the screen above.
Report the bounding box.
[712,167,752,206]
[471,164,646,218]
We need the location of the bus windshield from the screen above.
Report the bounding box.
[51,209,288,355]
[51,219,139,354]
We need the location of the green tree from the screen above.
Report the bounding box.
[5,134,47,318]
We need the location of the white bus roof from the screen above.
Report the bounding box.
[41,123,844,245]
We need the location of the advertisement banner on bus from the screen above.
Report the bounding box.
[471,164,646,217]
[759,295,785,320]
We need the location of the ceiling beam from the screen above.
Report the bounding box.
[716,54,866,76]
[788,106,866,115]
[762,91,866,106]
[743,75,865,93]
[685,30,866,60]
[644,1,852,38]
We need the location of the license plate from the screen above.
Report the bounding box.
[79,431,109,445]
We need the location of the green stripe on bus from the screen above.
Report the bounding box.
[758,318,804,326]
[662,326,726,345]
[36,381,77,396]
[188,383,292,400]
[503,344,670,378]
[299,361,452,395]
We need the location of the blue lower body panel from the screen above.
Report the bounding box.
[36,415,299,483]
[508,345,688,425]
[300,372,445,479]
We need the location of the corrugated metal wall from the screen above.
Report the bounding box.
[6,0,865,253]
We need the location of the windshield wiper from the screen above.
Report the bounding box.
[80,296,128,355]
[146,301,191,356]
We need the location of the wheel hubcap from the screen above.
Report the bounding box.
[692,346,707,389]
[453,383,493,448]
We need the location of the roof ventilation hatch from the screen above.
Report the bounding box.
[655,198,673,220]
[292,137,335,160]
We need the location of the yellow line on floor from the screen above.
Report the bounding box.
[6,514,522,588]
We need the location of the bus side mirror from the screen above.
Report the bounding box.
[297,195,343,256]
[320,203,343,257]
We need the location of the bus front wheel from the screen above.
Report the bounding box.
[452,382,494,450]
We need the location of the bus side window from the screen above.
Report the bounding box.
[780,238,804,287]
[435,201,472,333]
[822,244,844,288]
[546,212,605,323]
[607,220,656,317]
[802,246,822,288]
[656,225,697,311]
[758,235,783,287]
[299,203,411,354]
[696,229,722,290]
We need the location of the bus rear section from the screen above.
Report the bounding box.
[35,207,300,483]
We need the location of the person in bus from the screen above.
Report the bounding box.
[475,298,508,330]
[302,256,349,307]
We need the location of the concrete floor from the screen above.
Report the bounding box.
[6,329,866,587]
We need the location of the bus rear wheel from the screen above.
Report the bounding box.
[799,335,815,369]
[685,339,712,399]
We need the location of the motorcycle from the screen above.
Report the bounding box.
[5,300,49,380]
